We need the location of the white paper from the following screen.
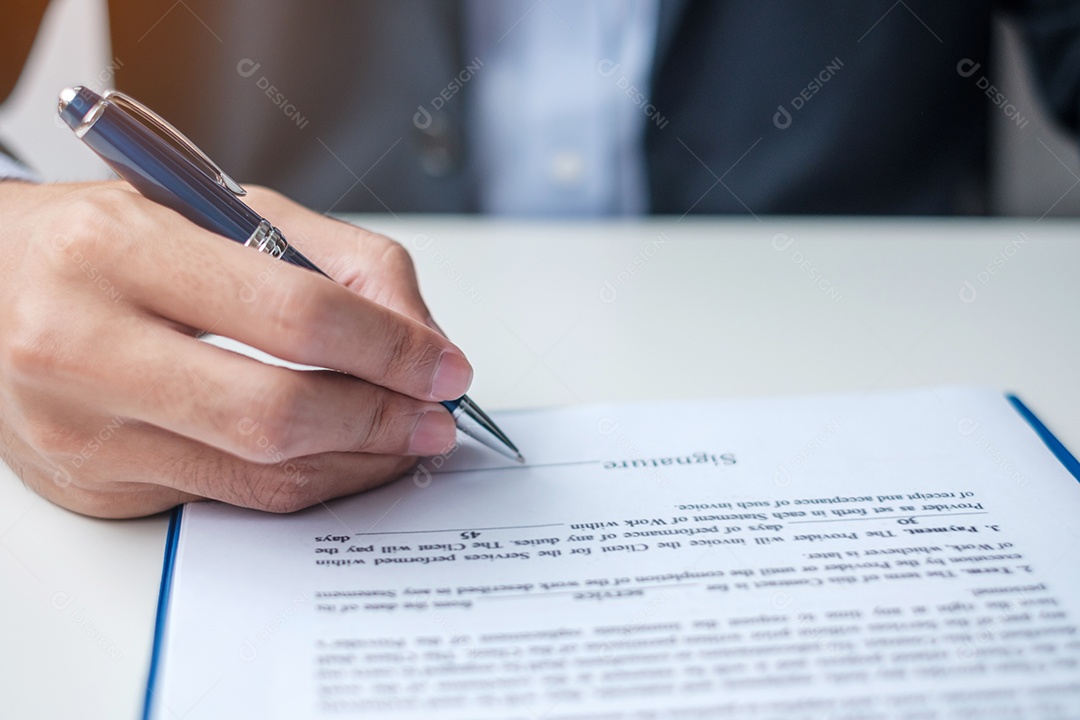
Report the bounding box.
[150,387,1080,719]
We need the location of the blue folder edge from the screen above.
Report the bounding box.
[1007,394,1080,483]
[142,503,183,720]
[138,394,1080,718]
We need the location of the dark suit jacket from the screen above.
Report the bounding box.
[3,1,1079,215]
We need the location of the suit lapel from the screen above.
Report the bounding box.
[654,0,691,70]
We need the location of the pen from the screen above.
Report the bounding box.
[57,85,524,464]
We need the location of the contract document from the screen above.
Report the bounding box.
[145,387,1080,719]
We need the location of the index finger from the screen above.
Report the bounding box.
[243,188,437,329]
[75,190,473,402]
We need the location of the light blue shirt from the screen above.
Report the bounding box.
[464,0,660,216]
[0,150,36,181]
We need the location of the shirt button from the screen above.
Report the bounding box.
[550,151,584,185]
[412,114,460,178]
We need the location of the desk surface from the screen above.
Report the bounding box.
[2,216,1077,719]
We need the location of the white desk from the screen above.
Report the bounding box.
[2,216,1077,719]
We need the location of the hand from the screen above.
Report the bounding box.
[0,181,472,518]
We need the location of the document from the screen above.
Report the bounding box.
[146,388,1080,719]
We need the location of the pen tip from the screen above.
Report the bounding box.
[515,454,526,464]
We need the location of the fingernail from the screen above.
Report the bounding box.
[430,351,473,400]
[409,410,456,456]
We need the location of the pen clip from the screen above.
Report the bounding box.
[102,90,247,197]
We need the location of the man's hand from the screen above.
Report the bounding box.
[0,181,471,518]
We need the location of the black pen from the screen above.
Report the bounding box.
[58,85,524,463]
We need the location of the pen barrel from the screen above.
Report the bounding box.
[75,101,262,244]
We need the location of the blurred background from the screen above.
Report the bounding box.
[1,0,1078,216]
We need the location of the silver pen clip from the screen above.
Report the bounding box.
[102,90,247,197]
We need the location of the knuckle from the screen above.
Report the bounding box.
[354,393,394,451]
[380,320,441,386]
[377,239,416,276]
[233,382,305,461]
[265,278,333,355]
[172,448,308,513]
[23,418,82,458]
[46,190,133,269]
[3,251,120,388]
[1,307,64,383]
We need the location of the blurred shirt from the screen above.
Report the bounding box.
[464,0,659,216]
[7,2,1075,216]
